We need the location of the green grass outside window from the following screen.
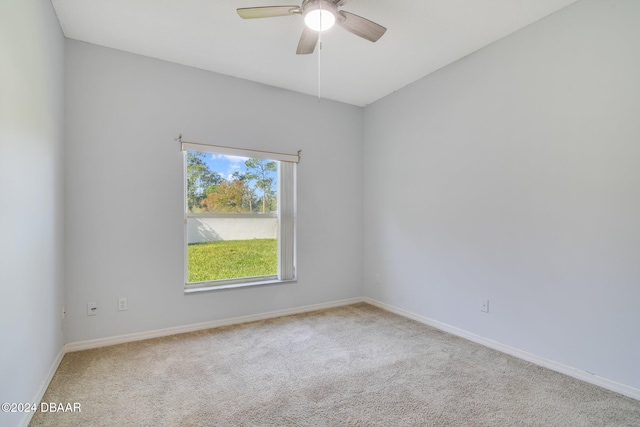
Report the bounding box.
[187,239,277,283]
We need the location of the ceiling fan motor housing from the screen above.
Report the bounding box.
[302,0,339,21]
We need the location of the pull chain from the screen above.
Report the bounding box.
[317,1,323,102]
[318,34,322,102]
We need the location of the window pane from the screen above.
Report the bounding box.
[186,218,278,283]
[186,151,278,214]
[184,148,294,288]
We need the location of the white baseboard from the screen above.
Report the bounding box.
[20,346,66,427]
[65,297,365,353]
[363,297,640,402]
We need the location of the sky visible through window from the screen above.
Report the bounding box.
[207,154,250,180]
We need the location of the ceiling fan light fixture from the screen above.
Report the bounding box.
[304,9,335,32]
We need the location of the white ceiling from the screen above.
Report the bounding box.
[52,0,579,106]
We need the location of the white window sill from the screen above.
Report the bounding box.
[184,278,296,294]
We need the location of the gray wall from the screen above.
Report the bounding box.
[363,0,640,390]
[0,0,66,424]
[64,40,364,342]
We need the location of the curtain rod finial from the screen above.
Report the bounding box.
[175,134,183,143]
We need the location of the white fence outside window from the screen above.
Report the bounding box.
[187,217,278,244]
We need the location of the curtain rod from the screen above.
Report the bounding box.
[176,134,301,162]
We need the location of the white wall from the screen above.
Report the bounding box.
[0,0,65,425]
[363,0,640,391]
[64,40,363,342]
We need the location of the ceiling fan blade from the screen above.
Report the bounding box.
[337,11,386,42]
[296,27,319,55]
[237,6,301,19]
[332,0,354,5]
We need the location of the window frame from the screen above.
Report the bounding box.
[181,142,297,293]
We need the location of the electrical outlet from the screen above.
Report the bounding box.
[87,302,97,316]
[375,274,381,284]
[118,298,128,311]
[480,298,489,313]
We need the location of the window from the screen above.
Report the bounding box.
[182,140,297,291]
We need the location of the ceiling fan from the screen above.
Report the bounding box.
[237,0,387,55]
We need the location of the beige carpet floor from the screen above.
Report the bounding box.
[30,303,640,426]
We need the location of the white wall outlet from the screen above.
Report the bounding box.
[87,302,97,316]
[375,274,381,284]
[480,298,489,313]
[118,297,128,311]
